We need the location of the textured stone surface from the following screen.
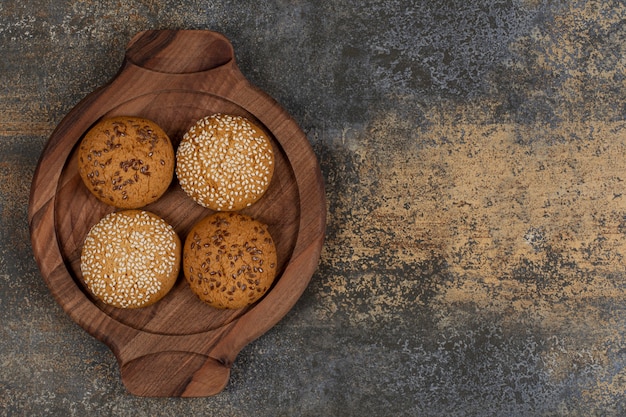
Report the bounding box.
[3,0,626,415]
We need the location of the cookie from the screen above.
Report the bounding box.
[80,210,181,309]
[176,113,274,211]
[77,116,175,209]
[183,212,277,309]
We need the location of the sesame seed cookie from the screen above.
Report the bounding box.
[80,210,181,309]
[176,114,274,211]
[183,212,277,309]
[77,116,175,209]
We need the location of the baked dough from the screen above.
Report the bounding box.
[183,212,277,309]
[77,116,175,208]
[80,210,181,308]
[176,113,274,211]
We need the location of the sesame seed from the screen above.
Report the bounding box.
[175,114,274,211]
[80,210,180,308]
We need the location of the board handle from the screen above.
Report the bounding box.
[125,30,235,74]
[119,351,231,397]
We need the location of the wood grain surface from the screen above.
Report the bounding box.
[27,30,326,397]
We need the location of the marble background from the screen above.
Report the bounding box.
[2,0,626,415]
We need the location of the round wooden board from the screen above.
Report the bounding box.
[28,30,326,397]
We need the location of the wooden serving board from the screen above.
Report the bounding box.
[27,30,326,397]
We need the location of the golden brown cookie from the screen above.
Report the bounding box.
[176,113,274,211]
[77,116,175,209]
[183,212,277,309]
[80,210,181,309]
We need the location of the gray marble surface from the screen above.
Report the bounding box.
[3,1,626,415]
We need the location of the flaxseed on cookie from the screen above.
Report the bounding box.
[77,116,175,209]
[176,113,274,211]
[183,212,277,309]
